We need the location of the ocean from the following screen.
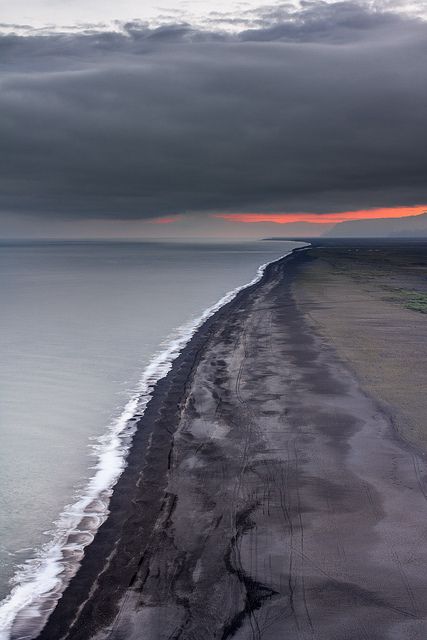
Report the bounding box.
[0,239,302,638]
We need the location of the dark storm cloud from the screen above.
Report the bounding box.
[1,2,427,220]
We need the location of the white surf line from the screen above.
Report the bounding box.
[0,245,307,640]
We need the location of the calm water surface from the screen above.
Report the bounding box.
[0,240,300,616]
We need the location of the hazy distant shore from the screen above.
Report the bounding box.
[36,243,427,640]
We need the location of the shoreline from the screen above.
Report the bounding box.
[13,246,304,640]
[12,242,427,639]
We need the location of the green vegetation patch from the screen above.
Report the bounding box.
[405,292,427,313]
[383,288,427,313]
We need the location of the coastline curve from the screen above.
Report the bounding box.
[0,244,307,640]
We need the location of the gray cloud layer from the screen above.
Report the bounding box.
[1,2,427,221]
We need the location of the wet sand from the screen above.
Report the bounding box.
[37,246,427,640]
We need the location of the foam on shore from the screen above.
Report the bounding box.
[0,249,301,640]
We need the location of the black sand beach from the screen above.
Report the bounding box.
[36,244,427,640]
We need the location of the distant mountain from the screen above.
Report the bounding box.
[327,212,427,238]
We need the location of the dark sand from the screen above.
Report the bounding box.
[294,242,427,450]
[37,245,427,640]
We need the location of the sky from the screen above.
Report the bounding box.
[4,0,287,31]
[1,0,427,30]
[1,0,427,238]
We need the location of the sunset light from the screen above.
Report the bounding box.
[1,1,427,637]
[214,205,427,225]
[148,215,184,224]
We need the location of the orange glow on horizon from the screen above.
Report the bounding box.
[214,205,427,225]
[148,215,183,224]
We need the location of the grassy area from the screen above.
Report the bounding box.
[309,247,427,314]
[400,291,427,313]
[378,287,427,313]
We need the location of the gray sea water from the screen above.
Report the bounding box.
[0,239,301,638]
